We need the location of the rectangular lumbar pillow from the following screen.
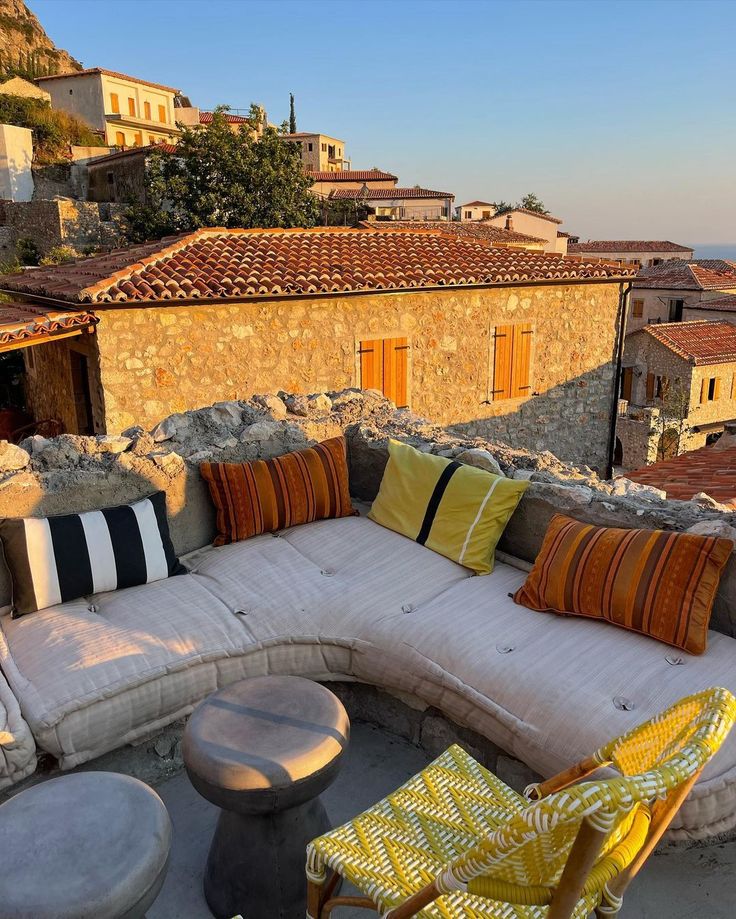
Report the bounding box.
[0,491,185,617]
[200,435,357,546]
[367,439,528,574]
[514,513,733,655]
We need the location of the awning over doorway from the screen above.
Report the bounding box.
[0,303,97,352]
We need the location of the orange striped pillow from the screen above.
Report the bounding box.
[514,514,733,654]
[200,436,357,546]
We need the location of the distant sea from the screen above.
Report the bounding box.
[692,244,736,260]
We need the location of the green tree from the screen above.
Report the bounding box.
[0,94,98,163]
[124,106,319,243]
[289,93,296,134]
[491,200,514,215]
[518,192,549,214]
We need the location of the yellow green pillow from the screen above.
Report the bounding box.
[368,439,529,574]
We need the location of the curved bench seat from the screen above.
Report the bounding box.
[1,514,735,841]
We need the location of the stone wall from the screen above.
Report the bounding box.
[1,198,125,255]
[93,280,624,470]
[1,388,735,636]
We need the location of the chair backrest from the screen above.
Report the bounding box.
[436,687,736,906]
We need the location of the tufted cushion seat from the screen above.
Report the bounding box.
[1,514,735,841]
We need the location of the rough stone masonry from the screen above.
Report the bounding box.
[1,388,735,634]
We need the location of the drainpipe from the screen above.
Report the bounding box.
[606,280,633,479]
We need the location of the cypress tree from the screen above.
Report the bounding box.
[289,93,296,134]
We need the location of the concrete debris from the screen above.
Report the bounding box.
[454,448,503,476]
[0,441,30,474]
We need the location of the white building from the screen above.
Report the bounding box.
[0,124,33,201]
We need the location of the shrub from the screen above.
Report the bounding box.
[15,237,39,266]
[39,244,79,266]
[0,94,98,163]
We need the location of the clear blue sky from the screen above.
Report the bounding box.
[31,0,736,245]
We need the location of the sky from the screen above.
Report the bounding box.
[30,0,736,246]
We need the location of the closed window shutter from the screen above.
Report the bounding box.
[700,378,707,404]
[646,373,655,401]
[359,340,383,391]
[621,367,633,401]
[511,323,532,398]
[731,373,736,400]
[714,377,721,400]
[382,338,408,408]
[492,325,513,400]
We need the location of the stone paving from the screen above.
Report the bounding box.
[149,721,736,919]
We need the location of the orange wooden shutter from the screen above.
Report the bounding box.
[359,340,383,392]
[492,325,513,400]
[731,373,736,399]
[700,378,707,404]
[382,338,408,408]
[128,97,136,116]
[621,367,633,402]
[511,323,532,398]
[646,373,655,401]
[714,377,721,400]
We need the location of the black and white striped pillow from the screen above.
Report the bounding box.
[0,492,185,617]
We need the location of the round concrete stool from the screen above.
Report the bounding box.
[183,675,349,919]
[0,771,171,919]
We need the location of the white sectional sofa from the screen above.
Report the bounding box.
[1,513,736,841]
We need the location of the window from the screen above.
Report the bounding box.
[701,377,720,403]
[668,298,684,322]
[106,171,114,184]
[465,210,472,219]
[110,92,120,113]
[359,337,409,408]
[620,366,633,402]
[144,101,151,119]
[133,132,143,146]
[632,298,644,318]
[115,131,125,146]
[148,135,156,144]
[158,104,166,123]
[655,375,669,399]
[482,210,491,218]
[492,324,532,400]
[308,142,313,151]
[321,143,327,152]
[127,97,136,116]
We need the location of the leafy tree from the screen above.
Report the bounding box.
[124,106,319,243]
[652,378,692,460]
[289,93,296,134]
[518,192,549,214]
[491,200,514,215]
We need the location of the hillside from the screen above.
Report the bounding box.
[0,0,80,79]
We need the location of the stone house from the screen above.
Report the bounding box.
[0,75,50,103]
[35,68,181,148]
[456,201,496,221]
[627,259,736,333]
[309,169,397,200]
[282,132,349,172]
[330,187,455,221]
[85,143,177,204]
[484,208,568,255]
[0,226,634,469]
[568,240,693,268]
[617,319,736,469]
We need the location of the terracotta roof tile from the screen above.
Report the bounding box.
[628,442,736,506]
[198,111,252,125]
[634,259,736,291]
[569,240,693,254]
[494,208,563,225]
[86,143,178,167]
[642,320,736,364]
[36,68,179,94]
[358,220,545,246]
[688,295,736,313]
[458,200,495,207]
[0,302,97,351]
[309,170,398,182]
[0,227,635,306]
[330,187,454,200]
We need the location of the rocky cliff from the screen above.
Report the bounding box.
[0,0,80,79]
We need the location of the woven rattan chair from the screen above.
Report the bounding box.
[306,686,736,919]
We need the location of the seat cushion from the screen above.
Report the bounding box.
[356,563,736,839]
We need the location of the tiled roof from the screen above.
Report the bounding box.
[688,295,736,313]
[642,320,736,364]
[0,227,635,305]
[330,187,454,200]
[634,259,736,291]
[493,208,563,225]
[0,302,97,352]
[358,220,545,246]
[309,170,398,182]
[36,68,180,94]
[627,442,736,507]
[199,111,252,125]
[569,240,693,254]
[459,200,494,207]
[86,143,178,167]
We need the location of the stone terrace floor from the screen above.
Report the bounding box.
[145,721,736,919]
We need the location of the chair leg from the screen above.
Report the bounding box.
[307,877,325,919]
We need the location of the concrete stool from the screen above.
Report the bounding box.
[183,675,349,919]
[0,771,171,919]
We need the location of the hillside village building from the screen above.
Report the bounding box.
[0,227,633,469]
[0,75,50,102]
[358,219,545,250]
[569,240,694,267]
[485,208,568,255]
[35,68,181,147]
[282,132,348,172]
[628,259,736,333]
[456,201,496,220]
[617,320,736,468]
[308,170,398,199]
[329,187,455,221]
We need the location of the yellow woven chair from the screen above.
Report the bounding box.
[306,686,736,919]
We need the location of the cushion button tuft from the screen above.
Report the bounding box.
[613,696,635,711]
[495,643,514,654]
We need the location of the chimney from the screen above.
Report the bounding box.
[505,213,514,232]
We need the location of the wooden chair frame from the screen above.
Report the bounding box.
[306,752,704,919]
